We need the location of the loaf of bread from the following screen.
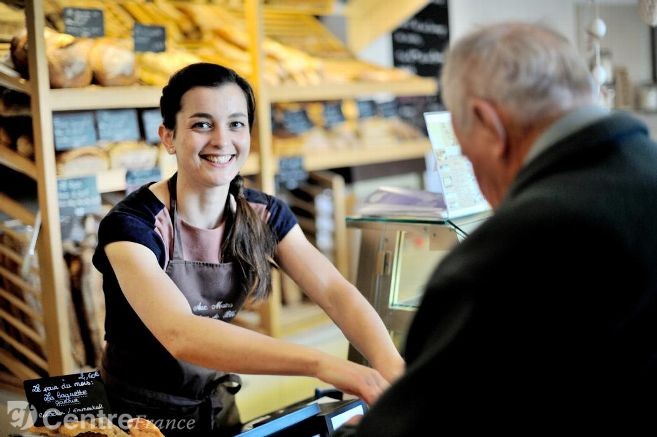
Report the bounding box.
[11,27,93,88]
[89,38,137,86]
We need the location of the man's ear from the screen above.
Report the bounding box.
[159,124,175,154]
[471,98,508,159]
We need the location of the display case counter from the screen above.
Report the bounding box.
[346,213,490,362]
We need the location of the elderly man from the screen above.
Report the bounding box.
[336,22,657,434]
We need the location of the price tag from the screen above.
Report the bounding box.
[133,23,166,53]
[356,100,377,119]
[323,101,345,129]
[63,7,104,38]
[23,370,111,428]
[53,111,97,151]
[140,109,162,144]
[282,108,314,135]
[57,175,101,217]
[378,100,399,118]
[126,167,161,194]
[96,109,140,142]
[277,156,307,191]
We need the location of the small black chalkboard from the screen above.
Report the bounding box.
[53,111,98,151]
[126,167,161,194]
[133,23,166,53]
[356,100,377,119]
[57,175,101,217]
[323,101,345,129]
[378,100,399,118]
[140,108,162,144]
[277,156,307,191]
[96,109,140,142]
[282,108,314,135]
[23,370,111,428]
[63,7,104,38]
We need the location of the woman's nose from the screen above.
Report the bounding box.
[211,125,230,147]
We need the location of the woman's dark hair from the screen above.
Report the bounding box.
[160,62,255,132]
[161,63,276,301]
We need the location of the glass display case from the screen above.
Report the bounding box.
[346,213,490,362]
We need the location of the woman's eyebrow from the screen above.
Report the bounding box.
[189,112,213,119]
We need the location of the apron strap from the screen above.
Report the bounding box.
[167,174,185,261]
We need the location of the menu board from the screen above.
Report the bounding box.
[356,99,377,119]
[63,7,104,37]
[140,108,162,144]
[423,111,490,219]
[323,101,346,128]
[277,156,307,191]
[23,370,111,427]
[282,108,313,135]
[96,109,140,142]
[392,0,449,78]
[134,23,166,53]
[53,111,97,151]
[126,167,161,194]
[57,175,101,216]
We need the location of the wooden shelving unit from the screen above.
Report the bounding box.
[0,0,437,376]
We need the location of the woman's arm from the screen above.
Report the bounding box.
[275,225,405,383]
[105,240,389,405]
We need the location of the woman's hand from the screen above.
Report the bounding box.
[315,355,390,405]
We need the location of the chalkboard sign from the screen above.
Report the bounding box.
[126,167,161,194]
[57,175,101,216]
[133,23,166,53]
[96,109,140,142]
[282,108,314,135]
[23,370,111,427]
[356,100,377,119]
[277,156,307,191]
[63,7,104,38]
[392,0,449,78]
[53,111,98,151]
[323,101,345,129]
[141,108,162,144]
[397,95,442,135]
[378,100,399,118]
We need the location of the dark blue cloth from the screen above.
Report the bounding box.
[336,111,657,435]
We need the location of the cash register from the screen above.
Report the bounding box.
[236,388,366,436]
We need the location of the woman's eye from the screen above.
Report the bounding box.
[192,121,212,129]
[230,121,246,129]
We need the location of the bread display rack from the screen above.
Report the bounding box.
[0,0,437,383]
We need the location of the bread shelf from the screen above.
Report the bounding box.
[47,77,437,110]
[0,67,32,95]
[0,145,37,180]
[269,78,437,102]
[50,86,162,111]
[0,193,36,226]
[277,139,430,171]
[73,154,260,193]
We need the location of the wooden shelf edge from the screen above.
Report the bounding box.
[0,193,36,226]
[268,78,438,102]
[277,139,430,171]
[0,145,37,179]
[68,154,260,193]
[50,85,162,111]
[0,67,32,95]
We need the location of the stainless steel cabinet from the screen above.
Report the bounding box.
[346,213,490,362]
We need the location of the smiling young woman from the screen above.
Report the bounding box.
[92,63,404,437]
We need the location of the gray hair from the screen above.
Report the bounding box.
[441,22,596,132]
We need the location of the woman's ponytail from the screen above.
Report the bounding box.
[222,175,277,301]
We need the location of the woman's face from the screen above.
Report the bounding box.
[166,84,251,188]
